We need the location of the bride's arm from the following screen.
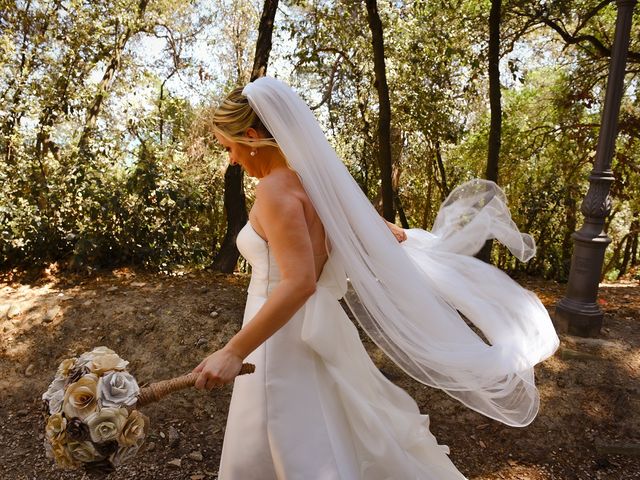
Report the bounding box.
[193,179,317,390]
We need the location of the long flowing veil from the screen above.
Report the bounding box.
[243,76,559,427]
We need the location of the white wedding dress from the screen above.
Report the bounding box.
[218,221,467,480]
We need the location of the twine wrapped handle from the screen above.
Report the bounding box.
[136,363,255,407]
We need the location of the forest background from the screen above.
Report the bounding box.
[2,0,640,282]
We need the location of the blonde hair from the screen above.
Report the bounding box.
[210,86,280,150]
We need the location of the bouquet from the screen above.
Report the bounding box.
[42,346,253,473]
[42,347,149,473]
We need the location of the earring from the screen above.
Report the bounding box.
[250,150,257,157]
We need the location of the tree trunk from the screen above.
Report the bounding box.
[211,165,250,272]
[619,216,639,276]
[478,0,502,263]
[434,140,449,200]
[604,231,629,276]
[632,226,639,267]
[251,0,279,81]
[365,0,395,222]
[619,235,633,277]
[356,81,373,196]
[486,0,502,185]
[562,192,577,278]
[390,127,408,228]
[212,0,279,273]
[395,193,409,229]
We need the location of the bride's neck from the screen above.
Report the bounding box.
[256,147,290,178]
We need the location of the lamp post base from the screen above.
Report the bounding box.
[553,0,637,338]
[554,297,604,337]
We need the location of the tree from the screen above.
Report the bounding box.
[252,0,279,81]
[211,0,279,273]
[365,0,395,222]
[77,0,150,156]
[3,0,638,281]
[0,0,221,269]
[477,0,503,263]
[486,0,502,185]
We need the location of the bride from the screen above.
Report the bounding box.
[193,76,559,479]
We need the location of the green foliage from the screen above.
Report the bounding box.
[0,0,227,271]
[2,0,639,280]
[0,130,224,270]
[284,0,640,280]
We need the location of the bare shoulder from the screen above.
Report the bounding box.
[255,169,304,216]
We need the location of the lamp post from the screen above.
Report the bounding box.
[555,0,637,337]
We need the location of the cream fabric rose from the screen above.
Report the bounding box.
[76,351,97,368]
[119,410,149,447]
[63,374,98,420]
[85,407,129,443]
[89,354,128,374]
[77,346,128,374]
[56,358,77,377]
[110,443,140,467]
[98,371,140,408]
[67,440,102,463]
[48,437,77,469]
[77,346,115,363]
[45,413,67,440]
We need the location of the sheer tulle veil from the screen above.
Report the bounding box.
[243,76,559,427]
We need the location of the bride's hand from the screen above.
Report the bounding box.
[193,347,244,390]
[385,220,407,243]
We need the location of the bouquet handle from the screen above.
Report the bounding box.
[136,363,255,407]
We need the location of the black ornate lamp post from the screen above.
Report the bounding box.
[555,0,637,337]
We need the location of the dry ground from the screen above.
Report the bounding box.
[0,266,638,480]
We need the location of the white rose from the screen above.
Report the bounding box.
[85,407,129,443]
[98,371,140,408]
[42,375,65,400]
[47,389,64,415]
[42,375,66,414]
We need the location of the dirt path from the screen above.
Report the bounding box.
[1,268,638,479]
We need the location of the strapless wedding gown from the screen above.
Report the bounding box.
[218,221,467,480]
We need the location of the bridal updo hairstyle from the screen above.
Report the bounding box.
[210,86,279,150]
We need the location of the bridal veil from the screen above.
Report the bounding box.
[242,76,559,427]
